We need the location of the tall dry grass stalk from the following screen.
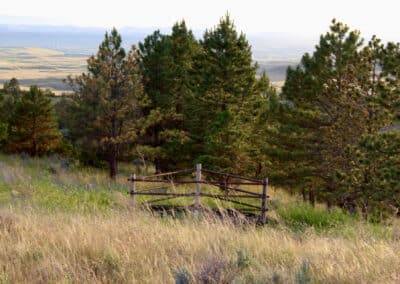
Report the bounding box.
[1,155,399,283]
[0,208,399,283]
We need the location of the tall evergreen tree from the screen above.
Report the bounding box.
[338,38,400,216]
[7,86,61,155]
[0,93,8,144]
[163,21,202,168]
[66,28,146,179]
[268,20,389,207]
[197,14,256,98]
[3,78,21,98]
[0,78,24,148]
[342,131,400,217]
[138,21,200,172]
[186,14,263,174]
[380,41,400,119]
[245,72,279,176]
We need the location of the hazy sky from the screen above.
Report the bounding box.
[1,0,399,40]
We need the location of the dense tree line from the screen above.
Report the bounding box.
[0,16,398,216]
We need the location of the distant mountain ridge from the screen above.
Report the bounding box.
[0,22,314,58]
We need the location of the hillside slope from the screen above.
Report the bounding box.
[0,155,399,283]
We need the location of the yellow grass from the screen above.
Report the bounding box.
[1,155,400,283]
[0,208,399,283]
[0,47,86,76]
[17,85,65,96]
[0,47,86,93]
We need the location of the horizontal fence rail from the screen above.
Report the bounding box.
[201,168,264,183]
[128,178,263,186]
[128,164,269,223]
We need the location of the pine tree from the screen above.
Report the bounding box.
[0,78,22,125]
[339,38,400,216]
[268,20,386,207]
[66,28,146,179]
[246,72,279,177]
[163,21,201,169]
[380,41,400,119]
[3,78,21,98]
[8,85,61,155]
[0,78,23,148]
[343,131,400,218]
[138,21,200,172]
[186,14,262,173]
[137,30,172,172]
[0,93,8,144]
[197,14,256,98]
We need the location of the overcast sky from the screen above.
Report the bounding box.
[1,0,399,40]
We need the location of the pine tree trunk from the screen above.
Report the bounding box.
[255,162,262,177]
[31,117,37,156]
[326,200,332,212]
[31,139,37,157]
[155,158,162,174]
[108,146,118,181]
[308,189,315,207]
[361,201,368,220]
[153,125,162,174]
[302,189,307,202]
[109,113,118,181]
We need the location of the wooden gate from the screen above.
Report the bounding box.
[128,164,268,223]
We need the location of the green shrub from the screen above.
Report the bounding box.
[295,259,312,284]
[277,203,353,231]
[236,249,252,270]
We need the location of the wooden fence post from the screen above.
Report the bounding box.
[130,173,136,207]
[259,177,268,224]
[194,164,202,216]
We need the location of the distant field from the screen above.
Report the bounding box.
[0,47,294,93]
[256,59,297,82]
[0,47,87,93]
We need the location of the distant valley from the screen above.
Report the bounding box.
[0,24,313,92]
[0,47,86,93]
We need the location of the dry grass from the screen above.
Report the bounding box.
[0,208,399,283]
[0,47,86,78]
[1,154,400,283]
[0,47,86,93]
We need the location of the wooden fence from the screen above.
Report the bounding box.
[128,164,269,223]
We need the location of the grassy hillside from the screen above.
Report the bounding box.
[0,155,399,283]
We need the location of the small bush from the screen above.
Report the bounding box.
[277,203,353,231]
[195,256,237,283]
[174,269,191,284]
[236,249,252,270]
[295,259,312,284]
